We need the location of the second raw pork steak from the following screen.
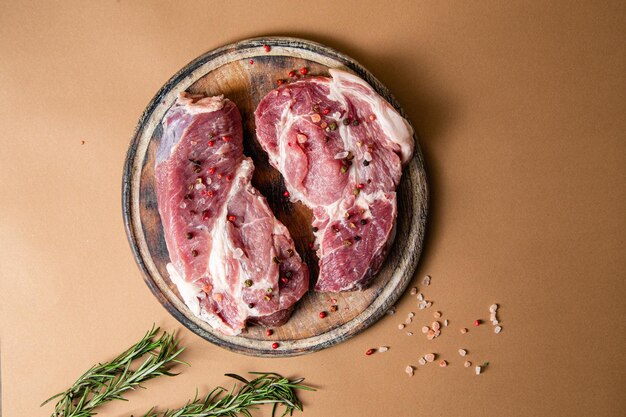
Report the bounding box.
[255,69,414,292]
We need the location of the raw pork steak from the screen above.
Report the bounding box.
[156,92,308,335]
[255,69,414,292]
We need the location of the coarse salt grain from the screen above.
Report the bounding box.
[489,304,498,312]
[423,275,431,286]
[475,366,481,375]
[460,328,468,334]
[387,307,396,315]
[410,287,417,295]
[418,301,426,310]
[398,324,405,330]
[427,330,435,340]
[364,151,373,162]
[379,346,389,352]
[444,319,449,327]
[458,349,467,357]
[439,360,447,367]
[418,357,426,365]
[417,293,424,301]
[421,326,429,333]
[426,302,433,308]
[405,366,414,376]
[334,151,349,159]
[432,321,441,331]
[297,134,308,143]
[406,332,413,336]
[434,311,442,318]
[495,326,502,334]
[434,329,441,337]
[405,317,412,324]
[464,361,472,368]
[425,353,435,362]
[492,319,499,325]
[408,312,415,318]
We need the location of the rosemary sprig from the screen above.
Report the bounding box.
[140,372,315,417]
[42,326,186,417]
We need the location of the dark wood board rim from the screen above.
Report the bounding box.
[122,36,429,357]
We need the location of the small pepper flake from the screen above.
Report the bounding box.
[222,136,231,142]
[319,311,327,319]
[340,165,348,173]
[320,121,328,129]
[266,329,273,336]
[249,59,254,65]
[342,118,351,126]
[356,183,365,189]
[263,44,271,53]
[352,119,359,126]
[244,279,253,287]
[360,219,368,225]
[287,248,294,257]
[227,215,236,222]
[312,226,319,232]
[248,303,254,309]
[271,342,279,349]
[226,174,232,181]
[365,348,375,356]
[332,225,340,233]
[369,114,376,121]
[308,242,314,249]
[264,295,271,301]
[273,256,281,264]
[288,70,296,78]
[311,113,321,123]
[353,188,360,196]
[267,287,273,293]
[322,108,330,115]
[299,67,308,75]
[202,210,210,220]
[329,122,337,131]
[276,79,284,85]
[474,319,482,327]
[363,160,370,166]
[207,140,215,147]
[343,239,353,247]
[283,190,290,197]
[354,236,362,242]
[208,167,216,175]
[285,271,293,278]
[191,249,198,257]
[186,232,193,239]
[330,305,338,312]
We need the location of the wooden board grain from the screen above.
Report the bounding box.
[122,37,428,357]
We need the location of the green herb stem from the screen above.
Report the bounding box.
[42,326,186,417]
[140,372,315,417]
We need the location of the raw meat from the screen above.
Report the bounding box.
[254,69,414,292]
[156,92,308,335]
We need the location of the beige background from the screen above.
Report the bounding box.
[1,1,625,416]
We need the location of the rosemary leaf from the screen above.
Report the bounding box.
[42,325,186,417]
[140,372,315,417]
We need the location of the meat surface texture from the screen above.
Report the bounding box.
[156,92,308,335]
[254,69,414,292]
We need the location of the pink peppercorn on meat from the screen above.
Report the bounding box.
[155,92,308,335]
[254,69,414,292]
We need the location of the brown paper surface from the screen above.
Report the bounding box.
[1,1,624,416]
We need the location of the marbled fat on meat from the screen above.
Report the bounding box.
[156,93,308,335]
[255,69,414,292]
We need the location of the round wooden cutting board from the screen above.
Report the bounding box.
[122,37,428,357]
